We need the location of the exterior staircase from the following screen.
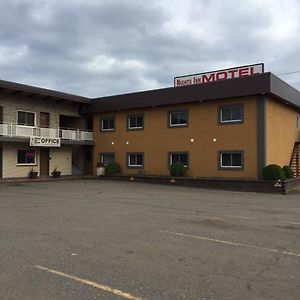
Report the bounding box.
[289,143,300,177]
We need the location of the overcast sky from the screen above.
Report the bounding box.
[0,0,300,98]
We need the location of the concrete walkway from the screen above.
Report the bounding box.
[0,175,96,184]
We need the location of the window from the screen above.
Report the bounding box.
[100,153,115,166]
[17,150,36,165]
[17,111,35,126]
[219,151,243,169]
[295,113,299,129]
[128,115,144,130]
[169,152,189,168]
[127,153,143,168]
[219,105,243,124]
[169,110,188,127]
[101,117,115,131]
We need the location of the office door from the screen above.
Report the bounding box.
[40,148,49,176]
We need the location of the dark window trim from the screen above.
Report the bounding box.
[168,151,189,169]
[218,104,244,125]
[168,109,189,128]
[100,152,115,165]
[127,114,144,131]
[16,149,37,166]
[218,150,244,170]
[127,152,144,169]
[100,116,115,132]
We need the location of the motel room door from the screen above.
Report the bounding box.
[40,148,49,176]
[0,147,2,178]
[40,112,50,127]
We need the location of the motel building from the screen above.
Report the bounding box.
[0,80,94,178]
[0,63,299,180]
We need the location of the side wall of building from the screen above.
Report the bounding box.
[0,91,81,126]
[93,96,258,179]
[265,97,299,167]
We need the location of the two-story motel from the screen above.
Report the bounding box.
[1,64,300,179]
[0,80,93,178]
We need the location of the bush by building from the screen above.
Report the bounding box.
[105,162,121,175]
[262,164,284,180]
[282,165,294,179]
[170,163,185,177]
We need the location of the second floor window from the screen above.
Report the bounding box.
[128,115,144,130]
[101,117,115,132]
[169,110,188,127]
[17,111,35,126]
[219,105,243,124]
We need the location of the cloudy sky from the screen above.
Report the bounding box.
[0,0,300,98]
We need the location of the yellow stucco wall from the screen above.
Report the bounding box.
[93,96,258,179]
[265,97,299,167]
[2,143,72,178]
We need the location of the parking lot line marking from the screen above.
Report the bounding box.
[224,214,251,219]
[285,221,300,226]
[35,265,143,300]
[160,230,300,258]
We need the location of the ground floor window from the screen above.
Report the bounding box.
[169,152,189,167]
[127,153,143,168]
[100,153,115,166]
[17,149,36,165]
[219,151,243,169]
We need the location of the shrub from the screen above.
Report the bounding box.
[282,165,294,179]
[262,164,284,180]
[170,162,185,177]
[105,162,121,175]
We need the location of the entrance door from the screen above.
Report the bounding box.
[40,112,50,127]
[40,148,49,176]
[0,147,2,178]
[0,106,3,123]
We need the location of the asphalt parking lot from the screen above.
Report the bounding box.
[0,179,299,300]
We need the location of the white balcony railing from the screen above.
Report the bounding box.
[0,123,93,142]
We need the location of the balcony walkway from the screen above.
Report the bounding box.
[0,123,93,143]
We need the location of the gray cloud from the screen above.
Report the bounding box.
[0,0,300,97]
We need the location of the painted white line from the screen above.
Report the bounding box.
[160,230,300,258]
[224,214,251,220]
[35,265,143,300]
[285,221,300,226]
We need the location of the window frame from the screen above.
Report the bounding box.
[100,152,115,166]
[168,110,188,128]
[16,149,37,166]
[127,114,144,131]
[218,104,244,125]
[218,150,244,170]
[17,110,36,127]
[168,152,189,169]
[100,116,115,132]
[127,152,144,168]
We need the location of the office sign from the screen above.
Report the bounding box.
[174,63,264,87]
[30,137,61,147]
